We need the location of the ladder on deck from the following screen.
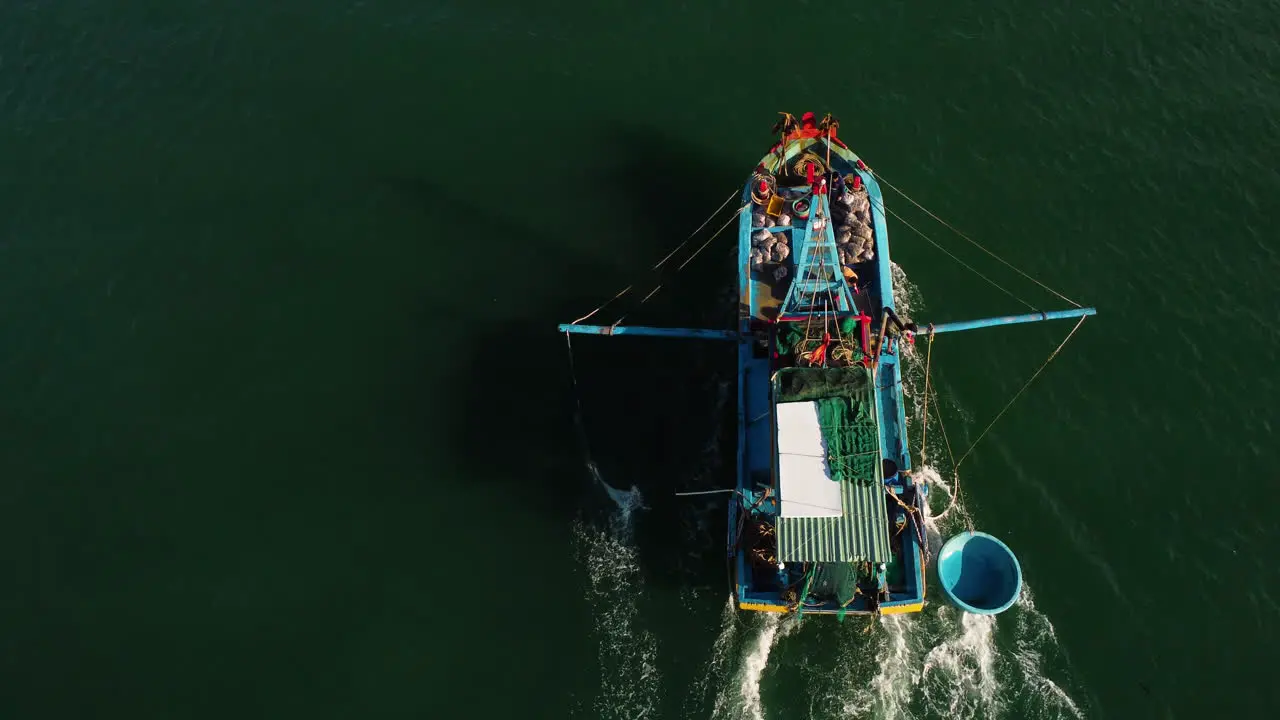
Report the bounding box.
[780,194,855,316]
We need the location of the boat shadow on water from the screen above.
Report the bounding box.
[403,126,748,597]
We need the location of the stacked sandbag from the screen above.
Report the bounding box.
[752,211,793,229]
[750,228,792,269]
[832,185,875,274]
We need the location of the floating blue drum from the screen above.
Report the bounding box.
[937,532,1022,615]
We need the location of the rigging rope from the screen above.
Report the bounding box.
[570,284,632,326]
[923,366,965,527]
[920,332,934,468]
[869,169,1083,309]
[568,189,739,326]
[611,204,747,327]
[953,315,1090,470]
[869,193,1037,312]
[676,204,748,271]
[653,189,739,270]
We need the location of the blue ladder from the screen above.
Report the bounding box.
[780,194,854,316]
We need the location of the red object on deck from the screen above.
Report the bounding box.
[809,331,833,366]
[852,175,862,191]
[780,111,825,143]
[759,180,769,193]
[806,162,815,185]
[858,314,872,355]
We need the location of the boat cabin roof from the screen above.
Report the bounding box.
[777,401,843,518]
[772,370,892,565]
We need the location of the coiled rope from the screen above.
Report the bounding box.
[750,172,776,205]
[791,151,828,177]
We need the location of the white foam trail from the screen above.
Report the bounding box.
[774,263,1086,720]
[737,616,783,720]
[711,614,798,720]
[832,617,916,720]
[1010,589,1086,720]
[920,609,1000,717]
[573,465,660,719]
[688,597,741,717]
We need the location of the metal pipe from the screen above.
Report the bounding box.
[558,323,739,341]
[916,307,1097,335]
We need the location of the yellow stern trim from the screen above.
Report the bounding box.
[879,602,925,616]
[739,601,790,614]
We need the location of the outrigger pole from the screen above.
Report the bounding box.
[558,324,738,341]
[916,307,1096,336]
[559,306,1095,342]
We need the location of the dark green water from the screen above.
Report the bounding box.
[3,1,1279,717]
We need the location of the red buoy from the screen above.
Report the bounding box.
[852,175,862,190]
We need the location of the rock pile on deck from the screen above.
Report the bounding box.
[833,187,875,269]
[749,227,791,269]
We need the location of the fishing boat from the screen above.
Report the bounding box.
[561,112,1095,619]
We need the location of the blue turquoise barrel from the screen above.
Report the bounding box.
[936,532,1022,615]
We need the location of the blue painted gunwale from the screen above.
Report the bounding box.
[733,137,926,616]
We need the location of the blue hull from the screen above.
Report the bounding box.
[731,133,926,616]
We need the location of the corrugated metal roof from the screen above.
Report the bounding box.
[771,366,890,564]
[776,477,891,564]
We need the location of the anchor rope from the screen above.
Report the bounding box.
[568,189,740,326]
[869,169,1083,309]
[954,315,1089,470]
[924,365,965,528]
[930,383,957,472]
[563,332,594,462]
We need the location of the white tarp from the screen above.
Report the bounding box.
[776,401,842,518]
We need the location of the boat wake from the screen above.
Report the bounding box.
[791,584,1083,720]
[572,463,661,719]
[709,612,798,720]
[570,263,1086,719]
[689,559,1083,719]
[685,264,1086,719]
